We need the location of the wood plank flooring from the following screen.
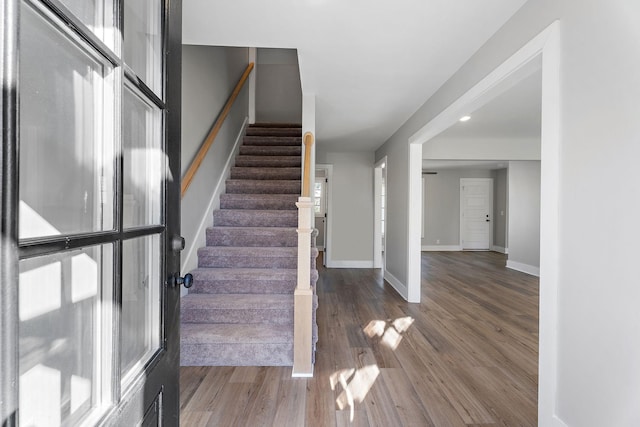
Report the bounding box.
[180,251,539,426]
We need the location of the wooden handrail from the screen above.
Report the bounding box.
[181,62,255,197]
[302,132,314,197]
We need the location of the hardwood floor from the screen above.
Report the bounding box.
[180,251,539,426]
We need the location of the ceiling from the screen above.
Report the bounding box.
[422,68,542,171]
[182,0,528,152]
[430,69,542,141]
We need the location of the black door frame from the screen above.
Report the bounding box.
[0,0,183,424]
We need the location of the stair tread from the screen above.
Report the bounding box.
[213,210,297,228]
[181,323,292,344]
[182,293,293,309]
[226,179,300,185]
[250,123,301,128]
[198,246,317,256]
[215,209,297,215]
[191,267,297,278]
[207,226,297,232]
[219,193,299,210]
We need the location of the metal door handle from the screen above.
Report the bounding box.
[168,273,193,288]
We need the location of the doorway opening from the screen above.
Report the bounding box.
[373,158,387,269]
[407,21,560,422]
[315,164,332,267]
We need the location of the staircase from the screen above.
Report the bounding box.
[181,124,319,366]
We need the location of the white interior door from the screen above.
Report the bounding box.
[460,178,493,250]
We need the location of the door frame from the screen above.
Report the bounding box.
[1,0,20,423]
[315,164,332,267]
[406,21,561,424]
[459,178,493,250]
[373,157,387,269]
[0,0,183,424]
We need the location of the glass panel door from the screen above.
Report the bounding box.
[19,3,114,239]
[19,245,113,426]
[4,0,184,424]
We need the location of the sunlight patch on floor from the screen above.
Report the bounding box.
[363,316,414,350]
[330,365,380,422]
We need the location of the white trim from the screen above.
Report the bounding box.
[491,245,508,254]
[552,415,568,427]
[373,157,387,269]
[422,245,461,251]
[248,48,256,124]
[326,260,374,269]
[383,269,407,299]
[421,176,426,239]
[180,117,249,274]
[506,260,540,277]
[407,144,422,303]
[291,371,314,378]
[406,21,561,425]
[315,164,332,268]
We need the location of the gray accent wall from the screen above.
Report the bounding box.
[422,169,492,247]
[181,45,249,272]
[256,48,302,124]
[316,149,374,265]
[376,1,640,425]
[507,161,540,268]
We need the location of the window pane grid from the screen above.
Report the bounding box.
[17,0,167,423]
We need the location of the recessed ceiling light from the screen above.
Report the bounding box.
[459,115,471,122]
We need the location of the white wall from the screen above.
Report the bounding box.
[316,149,374,267]
[424,137,540,160]
[422,169,493,248]
[506,161,540,274]
[181,45,249,273]
[256,48,302,124]
[376,0,640,425]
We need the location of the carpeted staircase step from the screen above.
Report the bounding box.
[220,193,298,210]
[239,145,301,156]
[213,209,297,228]
[250,123,301,129]
[182,123,318,368]
[235,155,301,168]
[245,127,302,137]
[225,179,301,194]
[198,247,318,269]
[230,166,301,180]
[181,323,293,366]
[243,136,301,146]
[188,268,318,294]
[181,294,294,324]
[207,226,297,247]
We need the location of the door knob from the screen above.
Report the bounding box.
[168,273,193,288]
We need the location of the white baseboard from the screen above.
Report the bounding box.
[552,415,568,427]
[421,245,462,251]
[506,260,540,277]
[181,117,249,274]
[491,245,508,254]
[326,260,374,268]
[383,269,408,300]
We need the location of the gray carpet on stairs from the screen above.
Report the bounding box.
[181,124,319,367]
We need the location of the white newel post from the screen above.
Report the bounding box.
[293,196,313,377]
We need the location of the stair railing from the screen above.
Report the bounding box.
[293,131,314,376]
[181,62,255,198]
